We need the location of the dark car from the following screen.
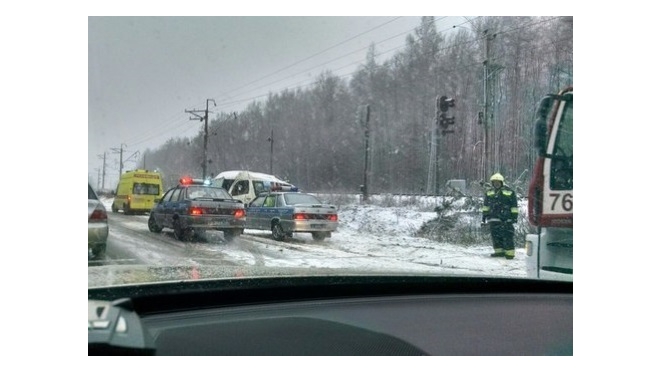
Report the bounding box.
[147,177,246,241]
[246,191,338,241]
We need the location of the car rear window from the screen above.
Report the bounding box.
[187,186,231,199]
[284,193,320,205]
[89,184,99,200]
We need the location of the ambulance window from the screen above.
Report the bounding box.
[232,180,249,196]
[147,184,160,195]
[253,181,266,194]
[133,183,144,194]
[132,182,158,195]
[220,179,233,192]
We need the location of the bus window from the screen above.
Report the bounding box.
[550,100,573,190]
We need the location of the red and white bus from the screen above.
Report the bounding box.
[525,87,573,281]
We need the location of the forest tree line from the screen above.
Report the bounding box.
[143,16,573,196]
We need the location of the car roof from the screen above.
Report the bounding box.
[214,170,290,184]
[261,190,301,194]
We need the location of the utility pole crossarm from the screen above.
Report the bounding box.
[185,109,204,121]
[111,143,126,180]
[186,99,216,179]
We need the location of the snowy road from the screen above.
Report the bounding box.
[90,197,526,280]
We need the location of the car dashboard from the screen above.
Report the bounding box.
[88,275,572,356]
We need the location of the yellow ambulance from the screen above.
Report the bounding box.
[112,169,164,215]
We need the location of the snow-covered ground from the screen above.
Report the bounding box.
[98,194,527,279]
[236,201,526,278]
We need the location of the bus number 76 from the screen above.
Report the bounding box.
[549,193,573,212]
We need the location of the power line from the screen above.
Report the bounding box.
[216,17,404,101]
[113,17,433,147]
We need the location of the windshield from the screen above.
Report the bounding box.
[89,16,573,287]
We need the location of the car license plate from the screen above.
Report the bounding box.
[311,224,324,229]
[209,219,227,226]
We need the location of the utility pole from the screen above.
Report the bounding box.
[428,96,456,195]
[435,96,441,195]
[203,99,214,179]
[111,144,126,180]
[268,128,274,174]
[482,29,496,181]
[426,122,436,195]
[362,105,370,203]
[186,98,216,179]
[119,145,124,177]
[97,152,107,189]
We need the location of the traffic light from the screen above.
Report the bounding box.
[440,96,455,112]
[439,115,455,135]
[437,95,456,135]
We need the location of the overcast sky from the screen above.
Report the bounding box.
[88,15,475,186]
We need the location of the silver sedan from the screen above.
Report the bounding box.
[246,191,338,241]
[88,184,109,259]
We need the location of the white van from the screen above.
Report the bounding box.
[212,170,297,205]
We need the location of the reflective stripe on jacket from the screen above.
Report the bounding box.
[482,186,518,222]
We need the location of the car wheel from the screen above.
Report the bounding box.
[272,222,286,241]
[123,203,131,215]
[111,202,118,213]
[173,220,191,241]
[148,215,163,233]
[89,243,106,260]
[312,232,328,241]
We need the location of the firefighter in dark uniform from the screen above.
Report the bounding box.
[482,173,519,259]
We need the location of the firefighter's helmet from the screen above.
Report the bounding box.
[490,173,504,182]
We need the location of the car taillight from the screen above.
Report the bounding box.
[234,209,245,218]
[328,214,338,221]
[189,207,203,215]
[293,213,307,220]
[90,206,107,222]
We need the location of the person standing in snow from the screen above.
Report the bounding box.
[481,173,519,259]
